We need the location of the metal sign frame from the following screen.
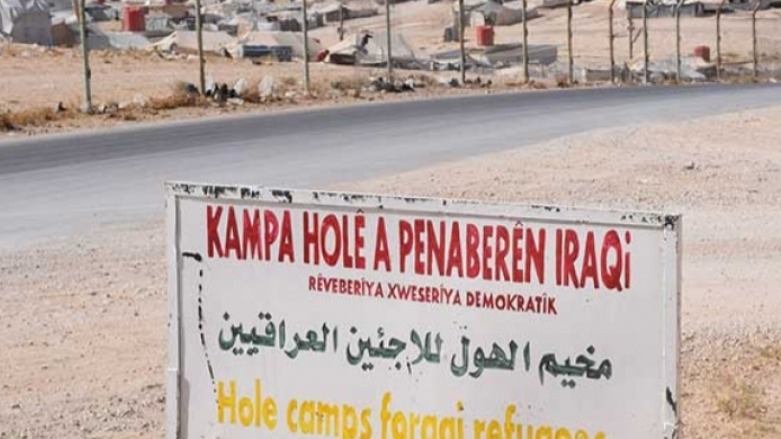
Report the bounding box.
[165,181,681,439]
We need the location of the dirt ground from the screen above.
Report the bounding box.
[1,103,780,438]
[1,0,780,133]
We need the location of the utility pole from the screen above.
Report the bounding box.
[302,0,311,95]
[385,0,393,82]
[522,0,529,83]
[78,0,92,111]
[195,0,205,93]
[459,0,466,84]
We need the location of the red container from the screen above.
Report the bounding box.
[475,25,494,47]
[694,45,711,62]
[123,6,146,32]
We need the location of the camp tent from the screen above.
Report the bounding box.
[0,0,53,45]
[455,0,538,27]
[326,31,424,68]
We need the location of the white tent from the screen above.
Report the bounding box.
[326,31,420,66]
[455,0,537,27]
[0,0,53,45]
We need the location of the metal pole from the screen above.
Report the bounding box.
[643,0,649,84]
[628,15,634,59]
[609,0,617,83]
[675,0,683,83]
[522,0,529,83]
[752,0,760,80]
[567,0,574,84]
[716,0,727,81]
[385,0,393,82]
[303,0,311,94]
[339,2,344,41]
[78,0,92,111]
[459,0,466,84]
[195,0,205,94]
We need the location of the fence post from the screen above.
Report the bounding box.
[78,0,92,111]
[716,0,727,81]
[626,12,635,60]
[752,0,761,80]
[643,0,649,84]
[628,15,634,60]
[609,0,617,83]
[386,0,393,82]
[675,0,683,83]
[302,0,311,95]
[459,0,466,84]
[522,0,529,83]
[567,0,574,84]
[194,0,205,94]
[339,2,344,41]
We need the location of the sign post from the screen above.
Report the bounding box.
[166,182,681,439]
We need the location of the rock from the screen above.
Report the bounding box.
[232,78,247,97]
[184,83,199,95]
[227,98,245,106]
[53,102,66,113]
[368,77,385,92]
[214,84,229,102]
[205,76,216,97]
[259,76,275,99]
[649,72,666,84]
[436,77,460,88]
[132,94,148,107]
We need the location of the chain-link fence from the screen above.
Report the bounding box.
[10,0,780,113]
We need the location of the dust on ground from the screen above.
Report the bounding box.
[2,105,781,438]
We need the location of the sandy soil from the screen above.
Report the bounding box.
[1,0,780,132]
[2,105,781,438]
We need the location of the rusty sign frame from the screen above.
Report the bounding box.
[165,181,682,439]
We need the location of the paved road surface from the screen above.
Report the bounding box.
[2,84,780,250]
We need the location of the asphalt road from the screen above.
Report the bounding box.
[1,84,780,250]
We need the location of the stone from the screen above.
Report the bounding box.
[259,76,276,99]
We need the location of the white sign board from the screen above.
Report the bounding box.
[166,182,681,439]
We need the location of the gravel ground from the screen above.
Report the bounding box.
[2,105,780,438]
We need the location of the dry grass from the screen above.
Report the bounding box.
[0,106,73,131]
[147,81,205,110]
[716,378,765,420]
[759,345,781,362]
[330,77,370,91]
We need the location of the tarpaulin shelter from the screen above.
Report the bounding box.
[326,31,423,68]
[456,0,538,26]
[0,0,53,45]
